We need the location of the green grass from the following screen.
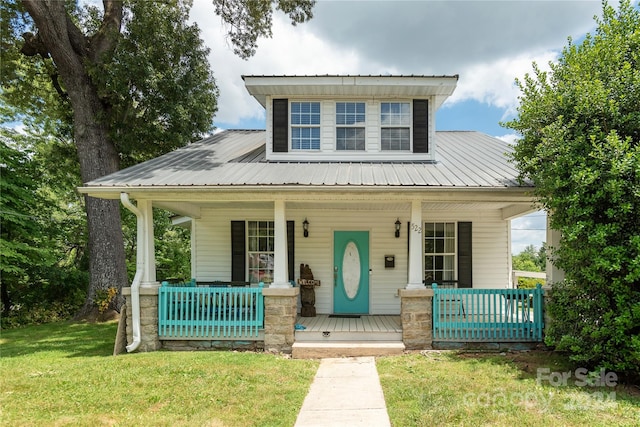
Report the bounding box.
[3,322,639,426]
[378,351,640,427]
[0,321,319,426]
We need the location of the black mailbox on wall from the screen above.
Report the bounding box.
[385,255,395,269]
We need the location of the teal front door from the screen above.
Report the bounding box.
[333,231,369,314]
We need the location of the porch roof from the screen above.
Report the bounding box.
[81,130,532,194]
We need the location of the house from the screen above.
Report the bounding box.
[80,75,544,356]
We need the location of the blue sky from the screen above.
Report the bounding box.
[188,0,613,254]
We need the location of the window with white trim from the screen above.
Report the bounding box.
[248,221,274,284]
[336,102,365,151]
[380,102,410,151]
[291,102,320,150]
[424,222,456,283]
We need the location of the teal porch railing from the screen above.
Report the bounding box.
[432,283,544,342]
[158,281,264,339]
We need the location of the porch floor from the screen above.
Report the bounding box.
[294,315,402,343]
[296,314,402,333]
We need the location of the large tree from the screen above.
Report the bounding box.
[2,0,314,318]
[506,0,639,380]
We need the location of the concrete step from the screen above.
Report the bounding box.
[292,341,405,359]
[294,330,403,342]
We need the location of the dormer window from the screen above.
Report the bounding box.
[291,102,320,150]
[336,102,366,151]
[381,102,411,151]
[248,75,457,160]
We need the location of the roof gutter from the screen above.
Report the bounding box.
[120,193,142,353]
[79,184,535,199]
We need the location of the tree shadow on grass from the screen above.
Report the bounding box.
[0,321,117,358]
[451,350,640,408]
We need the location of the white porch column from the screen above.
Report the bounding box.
[270,199,291,288]
[406,199,425,289]
[546,214,565,284]
[138,199,157,286]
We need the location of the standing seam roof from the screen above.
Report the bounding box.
[84,130,530,189]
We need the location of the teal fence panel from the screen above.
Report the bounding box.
[432,283,544,342]
[158,281,264,339]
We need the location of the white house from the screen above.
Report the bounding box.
[80,75,539,355]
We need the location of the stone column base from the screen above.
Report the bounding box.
[398,288,434,350]
[122,287,161,352]
[263,287,300,353]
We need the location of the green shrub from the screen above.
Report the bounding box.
[1,301,80,329]
[545,279,640,383]
[517,277,545,289]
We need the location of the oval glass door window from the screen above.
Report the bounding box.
[342,241,361,299]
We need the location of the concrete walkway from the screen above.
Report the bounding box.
[294,357,391,427]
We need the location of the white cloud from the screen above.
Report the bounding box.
[496,133,519,145]
[190,2,366,126]
[190,0,602,128]
[446,50,559,111]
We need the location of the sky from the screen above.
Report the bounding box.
[187,0,611,254]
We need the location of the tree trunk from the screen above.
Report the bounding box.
[1,283,12,314]
[22,1,128,317]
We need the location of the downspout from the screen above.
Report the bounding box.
[120,193,143,352]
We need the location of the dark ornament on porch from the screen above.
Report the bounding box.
[298,264,320,317]
[303,218,309,238]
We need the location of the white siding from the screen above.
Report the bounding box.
[366,101,380,153]
[192,206,510,315]
[321,100,334,152]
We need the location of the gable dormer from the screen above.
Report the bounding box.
[242,75,458,162]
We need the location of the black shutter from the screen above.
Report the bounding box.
[231,221,246,282]
[413,99,429,153]
[457,222,472,288]
[273,99,288,153]
[287,221,295,282]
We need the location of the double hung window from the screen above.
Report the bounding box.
[291,102,320,150]
[424,222,456,283]
[336,102,365,151]
[380,102,411,151]
[247,221,274,284]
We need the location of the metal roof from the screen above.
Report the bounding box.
[83,130,530,190]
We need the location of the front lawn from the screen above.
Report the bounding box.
[3,321,638,426]
[378,351,640,426]
[0,321,318,426]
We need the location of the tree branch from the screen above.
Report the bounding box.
[88,0,123,63]
[21,0,78,62]
[65,12,89,57]
[50,72,70,101]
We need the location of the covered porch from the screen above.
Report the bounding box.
[112,189,551,354]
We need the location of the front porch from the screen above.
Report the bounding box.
[119,284,549,356]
